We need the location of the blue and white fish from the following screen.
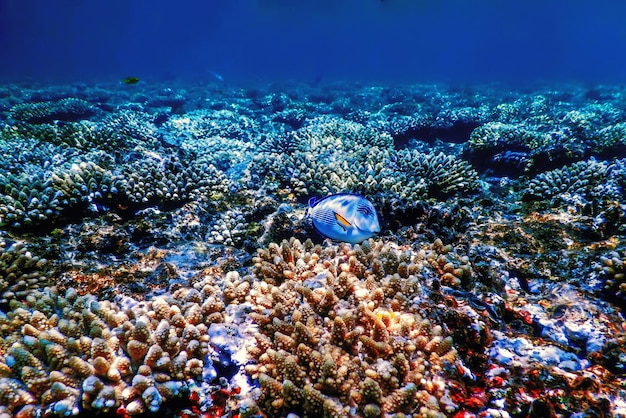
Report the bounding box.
[308,193,381,244]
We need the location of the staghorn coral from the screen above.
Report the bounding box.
[245,237,481,417]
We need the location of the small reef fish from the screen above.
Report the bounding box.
[122,77,140,85]
[210,71,224,82]
[308,193,381,244]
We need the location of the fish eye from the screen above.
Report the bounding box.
[357,205,374,217]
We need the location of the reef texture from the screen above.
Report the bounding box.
[246,237,474,417]
[247,116,480,201]
[0,81,625,417]
[0,282,236,417]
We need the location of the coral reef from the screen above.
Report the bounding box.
[246,237,478,416]
[9,98,96,124]
[0,239,48,306]
[0,282,233,417]
[0,80,625,417]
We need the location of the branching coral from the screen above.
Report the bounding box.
[248,116,396,197]
[0,239,48,305]
[525,158,620,203]
[248,116,479,203]
[9,98,96,124]
[118,154,229,207]
[0,281,229,416]
[243,237,479,417]
[395,150,481,199]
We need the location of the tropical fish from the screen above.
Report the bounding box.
[122,77,140,85]
[308,193,380,244]
[210,71,224,82]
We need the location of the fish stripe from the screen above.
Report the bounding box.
[311,207,338,226]
[334,211,352,228]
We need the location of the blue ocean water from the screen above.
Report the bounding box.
[1,0,625,85]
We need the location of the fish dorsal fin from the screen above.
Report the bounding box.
[334,212,352,229]
[308,196,322,208]
[309,193,358,208]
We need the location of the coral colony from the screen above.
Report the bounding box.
[0,81,625,417]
